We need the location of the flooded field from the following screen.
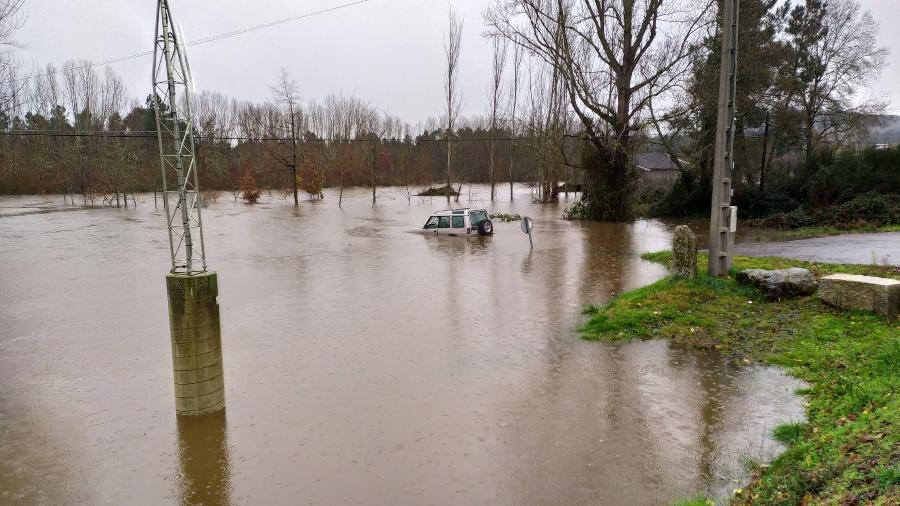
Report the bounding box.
[0,186,804,505]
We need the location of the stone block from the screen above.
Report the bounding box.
[671,225,698,278]
[819,274,900,321]
[736,268,818,299]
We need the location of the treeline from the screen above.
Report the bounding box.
[0,82,576,201]
[0,0,585,204]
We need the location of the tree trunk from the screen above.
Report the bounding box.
[339,166,344,208]
[489,136,496,201]
[759,111,770,195]
[804,109,815,160]
[291,165,298,206]
[446,135,452,205]
[371,142,377,206]
[509,139,514,201]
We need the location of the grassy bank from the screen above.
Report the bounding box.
[582,252,899,505]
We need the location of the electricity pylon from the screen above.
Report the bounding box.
[153,0,206,275]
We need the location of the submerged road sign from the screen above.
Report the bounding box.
[521,216,534,249]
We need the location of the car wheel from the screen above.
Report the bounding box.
[478,219,494,235]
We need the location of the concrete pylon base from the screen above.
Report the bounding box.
[166,272,225,415]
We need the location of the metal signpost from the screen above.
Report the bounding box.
[521,216,534,249]
[708,0,740,277]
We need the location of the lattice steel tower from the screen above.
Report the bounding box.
[153,0,206,275]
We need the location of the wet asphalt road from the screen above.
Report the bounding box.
[735,232,900,266]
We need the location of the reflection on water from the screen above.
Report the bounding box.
[176,411,232,506]
[0,186,804,505]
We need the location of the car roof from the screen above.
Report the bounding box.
[433,208,486,216]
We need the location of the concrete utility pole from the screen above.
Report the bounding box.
[708,0,740,277]
[153,0,225,415]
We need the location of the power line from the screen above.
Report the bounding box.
[0,130,535,143]
[183,0,370,46]
[15,0,372,85]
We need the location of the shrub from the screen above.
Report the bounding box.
[298,169,325,199]
[240,169,261,204]
[754,193,899,229]
[201,190,221,204]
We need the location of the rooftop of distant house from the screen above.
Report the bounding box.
[635,151,680,171]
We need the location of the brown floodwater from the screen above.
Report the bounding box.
[0,186,804,505]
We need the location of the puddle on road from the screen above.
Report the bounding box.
[0,187,805,505]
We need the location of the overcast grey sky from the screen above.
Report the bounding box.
[15,0,900,123]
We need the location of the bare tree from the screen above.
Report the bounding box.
[60,60,101,127]
[268,68,303,205]
[488,37,507,201]
[361,109,383,206]
[508,38,524,201]
[444,5,463,204]
[524,59,567,202]
[0,0,24,115]
[486,0,714,220]
[98,67,126,128]
[191,90,234,140]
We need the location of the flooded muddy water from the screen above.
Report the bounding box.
[0,186,804,505]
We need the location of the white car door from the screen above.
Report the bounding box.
[436,216,452,235]
[424,216,440,235]
[449,215,467,236]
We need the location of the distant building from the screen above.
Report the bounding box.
[635,152,681,188]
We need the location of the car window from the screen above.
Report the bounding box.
[451,216,464,228]
[470,211,487,225]
[424,216,439,229]
[438,216,451,228]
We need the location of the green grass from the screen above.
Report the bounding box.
[673,498,716,506]
[772,423,806,447]
[641,251,900,279]
[584,252,900,505]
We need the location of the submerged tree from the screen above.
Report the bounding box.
[487,37,507,201]
[240,168,261,204]
[508,38,524,201]
[268,68,303,206]
[444,6,463,205]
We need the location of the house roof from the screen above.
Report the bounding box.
[635,152,678,171]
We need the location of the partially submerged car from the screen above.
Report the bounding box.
[422,208,493,236]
